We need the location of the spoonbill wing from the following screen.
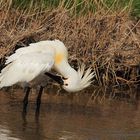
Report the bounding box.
[6,41,54,65]
[0,52,54,88]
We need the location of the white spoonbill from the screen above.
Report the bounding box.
[0,40,94,112]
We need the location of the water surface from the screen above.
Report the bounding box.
[0,90,140,140]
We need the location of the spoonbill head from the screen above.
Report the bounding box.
[52,40,94,92]
[62,64,94,92]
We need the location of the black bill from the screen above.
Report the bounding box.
[45,72,64,85]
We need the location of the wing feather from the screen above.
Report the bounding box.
[0,52,54,88]
[5,40,55,64]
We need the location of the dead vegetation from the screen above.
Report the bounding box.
[0,0,140,96]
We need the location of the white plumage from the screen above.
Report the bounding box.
[0,39,95,92]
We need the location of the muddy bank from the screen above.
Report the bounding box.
[1,84,139,107]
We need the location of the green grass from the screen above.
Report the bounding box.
[11,0,140,18]
[103,0,140,18]
[131,0,140,18]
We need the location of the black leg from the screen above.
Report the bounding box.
[35,86,43,115]
[23,86,31,114]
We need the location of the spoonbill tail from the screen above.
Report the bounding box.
[0,40,94,112]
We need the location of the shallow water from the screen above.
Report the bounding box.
[0,91,140,140]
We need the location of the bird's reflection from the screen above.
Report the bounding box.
[21,107,41,135]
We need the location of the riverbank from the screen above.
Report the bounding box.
[1,84,139,106]
[0,1,140,98]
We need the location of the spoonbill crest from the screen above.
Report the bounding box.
[0,40,95,112]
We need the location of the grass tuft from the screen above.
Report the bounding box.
[0,0,140,95]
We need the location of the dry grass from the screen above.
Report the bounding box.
[0,0,140,93]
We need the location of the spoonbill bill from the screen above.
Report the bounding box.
[0,40,94,112]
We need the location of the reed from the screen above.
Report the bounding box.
[0,0,139,92]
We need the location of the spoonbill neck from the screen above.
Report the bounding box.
[54,61,77,78]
